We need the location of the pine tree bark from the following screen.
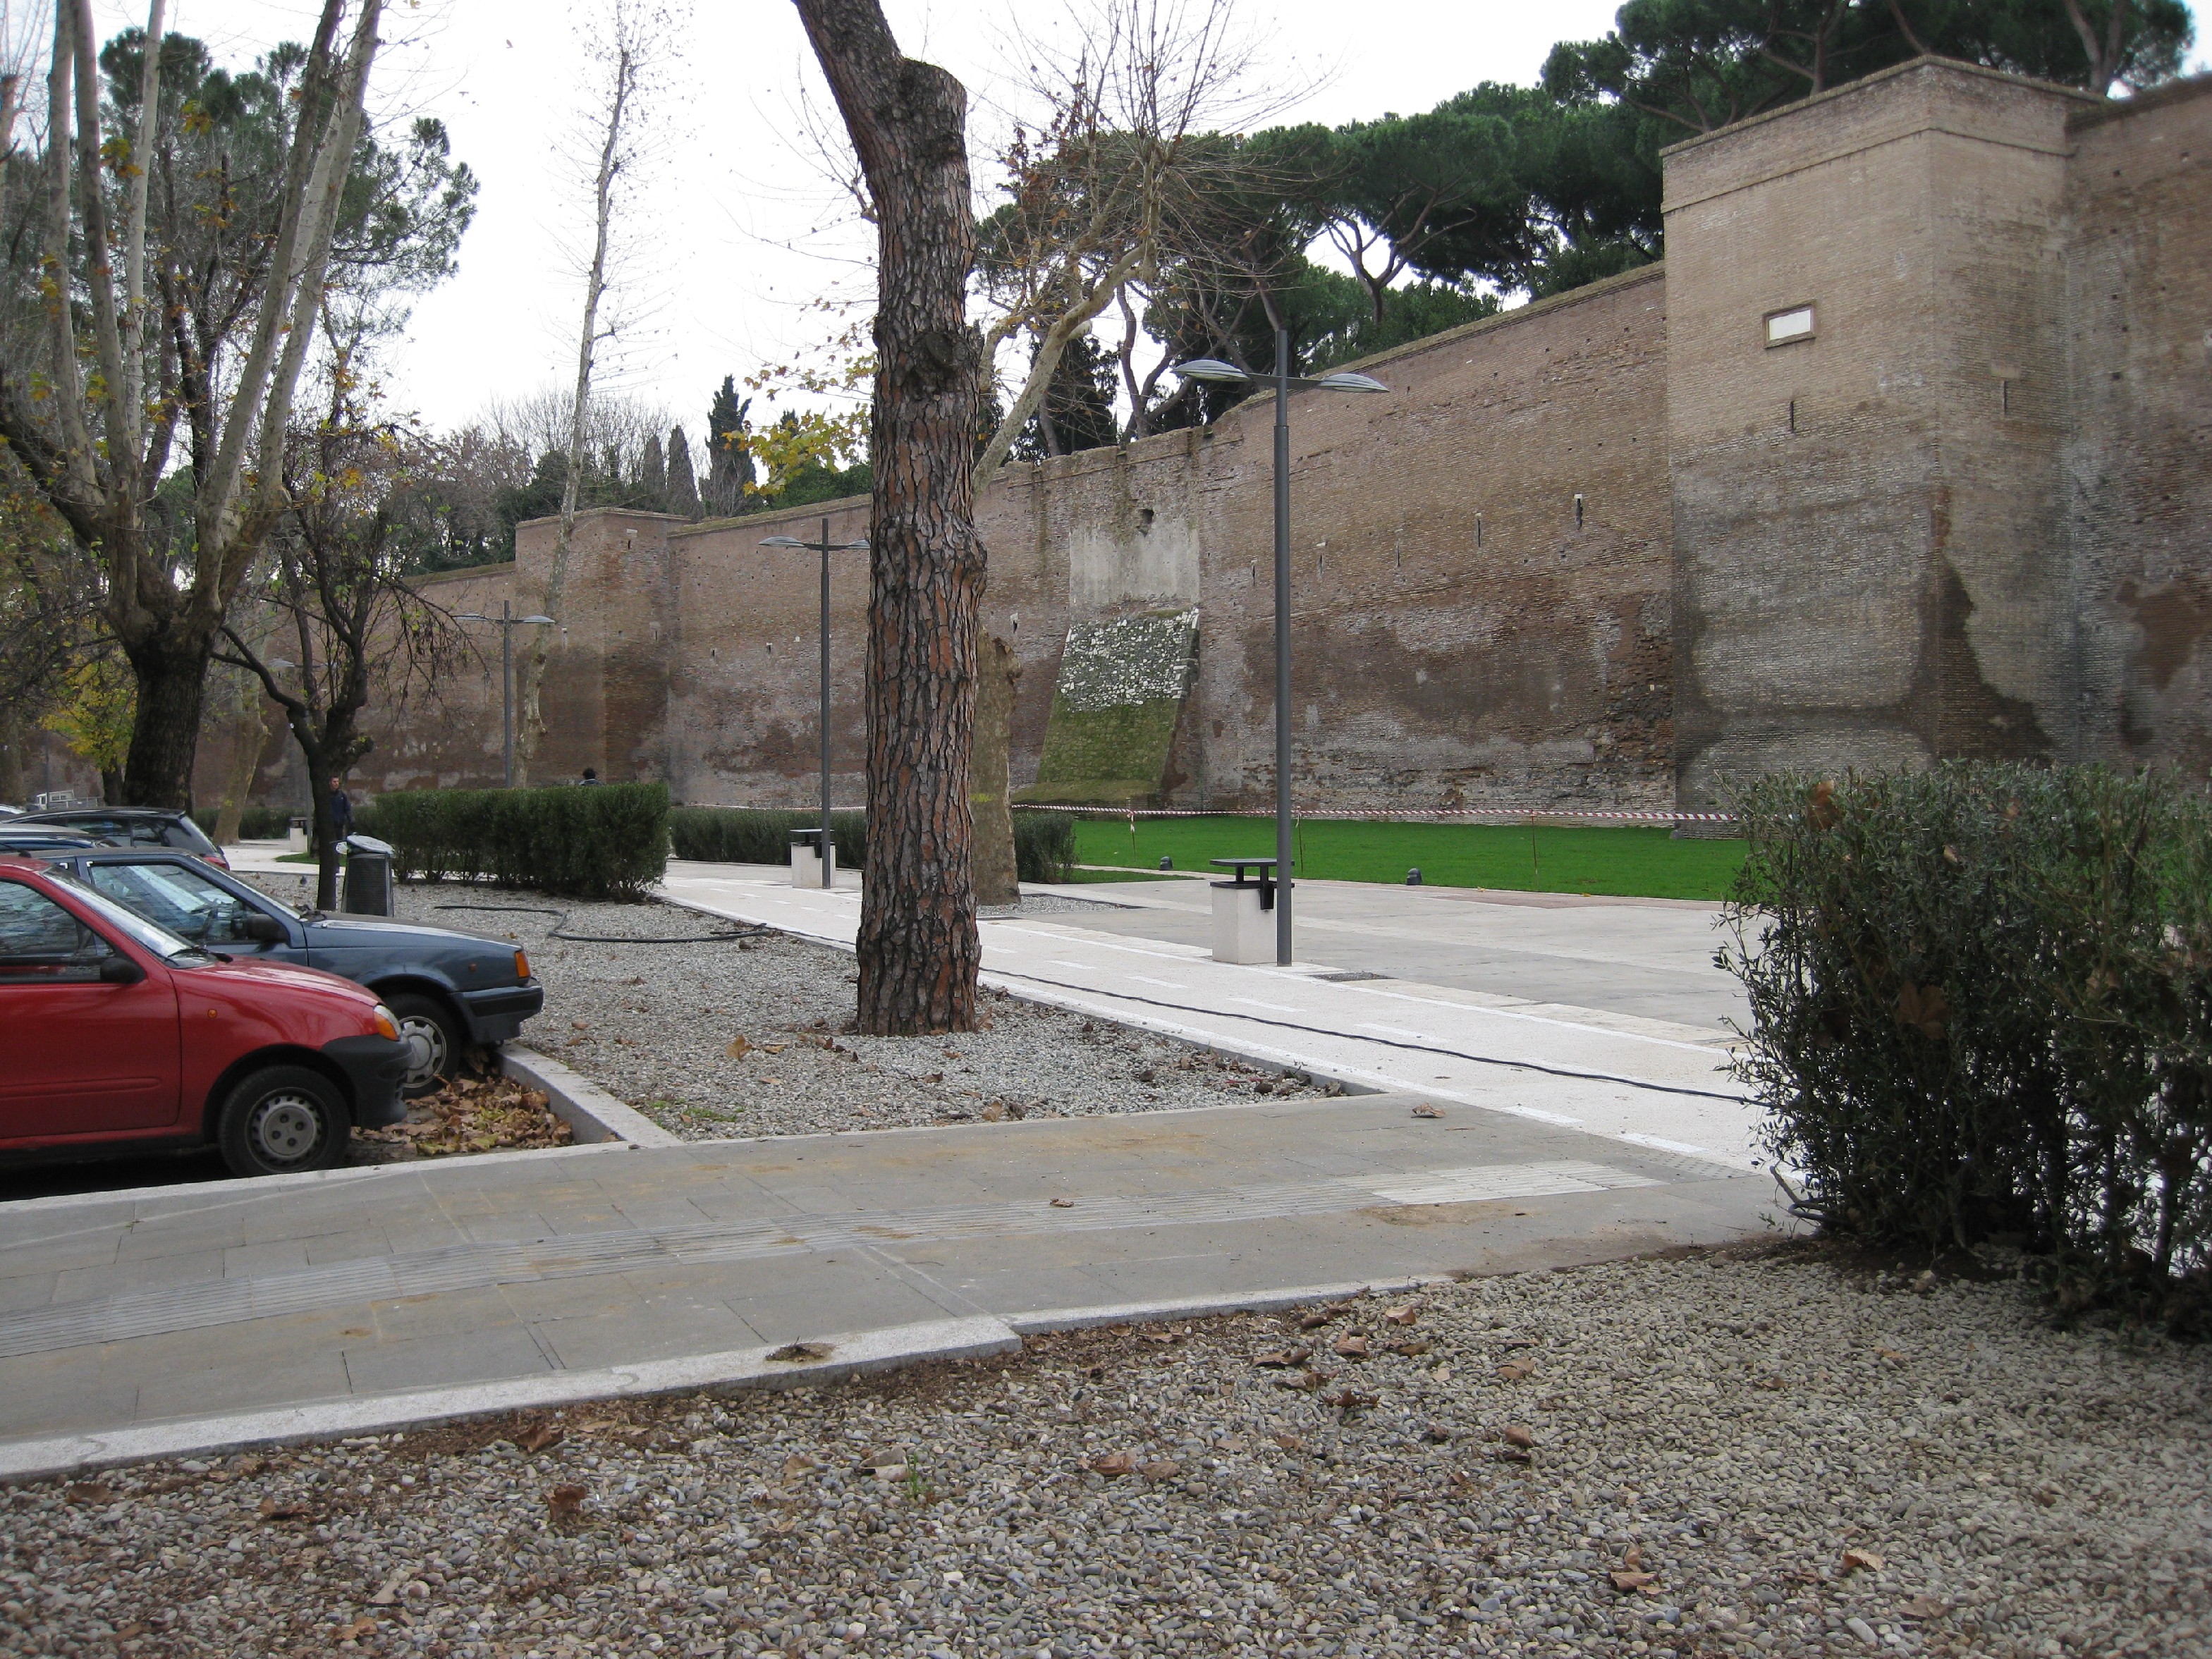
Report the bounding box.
[793,0,984,1034]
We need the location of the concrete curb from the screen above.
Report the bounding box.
[0,1274,1461,1482]
[501,1046,683,1147]
[0,1316,1019,1483]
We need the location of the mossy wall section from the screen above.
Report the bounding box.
[1022,609,1199,807]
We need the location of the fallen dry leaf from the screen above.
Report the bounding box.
[335,1615,379,1643]
[1502,1424,1534,1449]
[1383,1303,1421,1326]
[1137,1331,1176,1345]
[1875,1347,1906,1366]
[1252,1346,1312,1369]
[1049,1197,1075,1208]
[725,1036,752,1059]
[1623,1545,1643,1569]
[1276,1367,1328,1392]
[1088,1453,1137,1477]
[767,1341,834,1363]
[1900,1596,1948,1621]
[783,1454,818,1478]
[1756,1375,1787,1390]
[546,1483,588,1517]
[1611,1570,1657,1593]
[1387,1338,1431,1357]
[63,1482,113,1505]
[1321,1387,1378,1411]
[519,1424,565,1453]
[1332,1334,1371,1358]
[257,1496,312,1522]
[1297,1309,1338,1330]
[1138,1460,1180,1479]
[1412,1103,1446,1119]
[1496,1361,1534,1382]
[1842,1549,1886,1574]
[1272,1433,1306,1452]
[367,1565,412,1606]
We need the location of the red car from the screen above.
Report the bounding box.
[0,858,408,1177]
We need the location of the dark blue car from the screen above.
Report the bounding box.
[40,848,544,1096]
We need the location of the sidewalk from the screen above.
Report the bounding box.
[661,863,1763,1169]
[0,1090,1767,1476]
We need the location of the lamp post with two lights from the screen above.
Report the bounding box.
[761,520,871,888]
[1172,330,1388,965]
[455,602,557,788]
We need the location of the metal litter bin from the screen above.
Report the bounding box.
[790,828,836,888]
[287,816,310,855]
[342,834,396,916]
[1209,856,1278,964]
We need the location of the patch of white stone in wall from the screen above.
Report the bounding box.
[1056,608,1201,712]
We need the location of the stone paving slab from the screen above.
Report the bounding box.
[0,1094,1771,1460]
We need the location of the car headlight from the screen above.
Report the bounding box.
[372,1004,400,1041]
[513,948,532,982]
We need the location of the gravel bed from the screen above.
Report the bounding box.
[236,876,1332,1140]
[6,1243,2204,1658]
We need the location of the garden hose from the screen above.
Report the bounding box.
[432,902,770,947]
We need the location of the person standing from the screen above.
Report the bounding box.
[329,776,355,841]
[580,767,601,786]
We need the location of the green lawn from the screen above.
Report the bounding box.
[1070,816,1747,901]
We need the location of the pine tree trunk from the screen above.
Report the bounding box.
[795,0,984,1035]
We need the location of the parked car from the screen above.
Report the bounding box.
[0,857,408,1177]
[13,806,229,869]
[0,824,99,856]
[37,847,545,1096]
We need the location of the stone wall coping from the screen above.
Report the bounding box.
[407,559,515,589]
[1659,56,2099,167]
[2066,68,2212,132]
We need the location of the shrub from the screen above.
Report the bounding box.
[1723,764,2212,1320]
[668,808,867,869]
[664,804,1078,885]
[191,805,295,841]
[1014,808,1077,883]
[355,783,668,900]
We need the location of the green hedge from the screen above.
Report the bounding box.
[1723,764,2212,1323]
[355,783,668,900]
[668,805,1078,885]
[192,805,295,841]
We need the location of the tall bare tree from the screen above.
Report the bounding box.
[793,0,986,1034]
[219,350,470,908]
[517,0,680,780]
[0,1,473,807]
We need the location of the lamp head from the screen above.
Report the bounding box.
[1315,371,1389,393]
[759,536,808,548]
[1172,357,1252,384]
[519,615,556,625]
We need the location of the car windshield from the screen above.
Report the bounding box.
[85,859,271,946]
[46,871,215,965]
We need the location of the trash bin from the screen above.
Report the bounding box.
[342,834,395,917]
[287,816,310,855]
[1208,857,1278,964]
[790,828,836,889]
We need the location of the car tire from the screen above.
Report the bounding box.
[386,991,465,1097]
[216,1065,351,1177]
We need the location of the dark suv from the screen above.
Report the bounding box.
[39,847,545,1096]
[16,807,229,869]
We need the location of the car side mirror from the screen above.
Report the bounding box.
[238,912,288,944]
[98,955,145,985]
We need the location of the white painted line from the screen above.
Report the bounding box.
[0,1317,1020,1484]
[1621,1132,1718,1157]
[1128,976,1188,990]
[1359,1022,1431,1039]
[1228,997,1300,1013]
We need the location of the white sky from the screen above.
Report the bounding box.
[71,0,2211,439]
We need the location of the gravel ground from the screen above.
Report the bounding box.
[5,1243,2204,1659]
[237,876,1332,1139]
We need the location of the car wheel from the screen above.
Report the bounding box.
[386,992,464,1097]
[216,1065,350,1177]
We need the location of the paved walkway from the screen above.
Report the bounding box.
[661,864,1761,1170]
[0,1092,1767,1474]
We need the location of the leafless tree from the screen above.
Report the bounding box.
[518,0,684,780]
[970,0,1297,482]
[219,349,474,908]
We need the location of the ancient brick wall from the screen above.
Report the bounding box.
[310,61,2211,826]
[2061,77,2212,770]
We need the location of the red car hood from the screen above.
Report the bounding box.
[181,953,382,1010]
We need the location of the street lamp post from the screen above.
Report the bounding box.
[456,602,557,788]
[1174,330,1388,966]
[762,520,870,888]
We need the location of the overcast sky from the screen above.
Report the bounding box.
[69,0,2209,441]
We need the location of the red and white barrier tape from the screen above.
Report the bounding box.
[1010,803,1736,824]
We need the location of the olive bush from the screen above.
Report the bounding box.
[1723,765,2212,1317]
